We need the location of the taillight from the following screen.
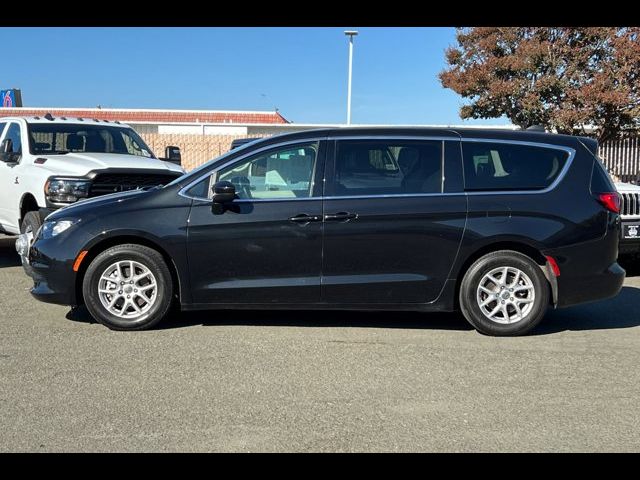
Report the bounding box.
[596,192,621,214]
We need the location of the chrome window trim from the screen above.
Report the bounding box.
[178,137,325,201]
[327,135,456,142]
[181,135,576,202]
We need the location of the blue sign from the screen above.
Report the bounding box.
[1,89,22,107]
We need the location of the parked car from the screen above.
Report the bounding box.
[615,181,640,257]
[16,127,625,336]
[0,115,185,240]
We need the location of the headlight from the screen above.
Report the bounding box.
[40,219,80,239]
[45,177,91,203]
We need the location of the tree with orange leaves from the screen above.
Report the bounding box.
[440,27,640,142]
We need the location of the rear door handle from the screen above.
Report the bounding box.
[289,213,322,223]
[324,212,358,222]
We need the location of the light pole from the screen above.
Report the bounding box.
[344,30,358,125]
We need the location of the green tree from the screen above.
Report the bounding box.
[439,27,640,142]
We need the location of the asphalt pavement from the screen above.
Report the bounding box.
[1,235,639,452]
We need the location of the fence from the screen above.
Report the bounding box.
[138,133,265,172]
[598,137,640,184]
[140,132,640,184]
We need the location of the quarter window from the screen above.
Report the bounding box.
[216,142,318,199]
[462,142,569,191]
[333,140,443,196]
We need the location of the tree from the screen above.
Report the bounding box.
[439,27,640,142]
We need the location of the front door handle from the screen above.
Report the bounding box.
[324,212,358,222]
[289,213,322,223]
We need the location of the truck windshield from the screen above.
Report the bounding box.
[28,123,156,158]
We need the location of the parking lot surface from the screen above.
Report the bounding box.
[1,235,639,452]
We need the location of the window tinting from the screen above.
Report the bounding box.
[334,140,442,196]
[462,142,569,191]
[217,142,318,199]
[28,124,155,158]
[185,174,213,199]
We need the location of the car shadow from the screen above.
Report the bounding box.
[65,285,640,335]
[534,285,640,335]
[0,236,20,268]
[65,306,475,331]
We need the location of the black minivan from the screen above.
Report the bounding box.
[16,127,625,336]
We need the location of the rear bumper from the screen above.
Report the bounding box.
[556,261,625,308]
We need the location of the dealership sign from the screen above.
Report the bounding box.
[1,89,23,107]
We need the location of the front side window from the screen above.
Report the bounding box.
[28,124,155,158]
[462,142,569,191]
[333,140,443,196]
[215,142,318,200]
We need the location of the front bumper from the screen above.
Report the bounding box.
[18,232,84,307]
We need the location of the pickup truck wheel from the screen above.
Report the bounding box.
[459,250,550,336]
[82,244,174,331]
[20,211,42,237]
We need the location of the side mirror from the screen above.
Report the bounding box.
[212,181,236,204]
[162,146,181,166]
[0,139,17,163]
[1,138,13,153]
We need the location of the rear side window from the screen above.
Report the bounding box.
[333,140,443,196]
[462,142,569,191]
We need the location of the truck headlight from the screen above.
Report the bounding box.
[45,177,91,203]
[40,219,80,239]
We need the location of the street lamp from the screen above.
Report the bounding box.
[344,30,358,125]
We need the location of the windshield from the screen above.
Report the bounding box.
[28,123,156,158]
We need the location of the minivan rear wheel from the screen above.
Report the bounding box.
[82,244,173,331]
[459,250,549,336]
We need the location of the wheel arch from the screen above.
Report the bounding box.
[74,234,184,308]
[452,239,552,310]
[19,193,40,225]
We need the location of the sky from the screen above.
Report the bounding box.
[1,27,508,126]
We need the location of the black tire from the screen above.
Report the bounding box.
[20,211,42,236]
[82,244,174,331]
[458,250,550,336]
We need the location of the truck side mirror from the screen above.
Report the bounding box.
[0,139,17,163]
[163,146,181,166]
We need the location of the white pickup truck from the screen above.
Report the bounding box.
[0,114,185,238]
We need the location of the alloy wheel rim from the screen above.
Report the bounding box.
[476,266,535,324]
[97,260,158,320]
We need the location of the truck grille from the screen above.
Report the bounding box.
[89,173,181,197]
[620,192,640,218]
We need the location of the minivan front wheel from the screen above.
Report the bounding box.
[82,244,174,331]
[459,250,550,336]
